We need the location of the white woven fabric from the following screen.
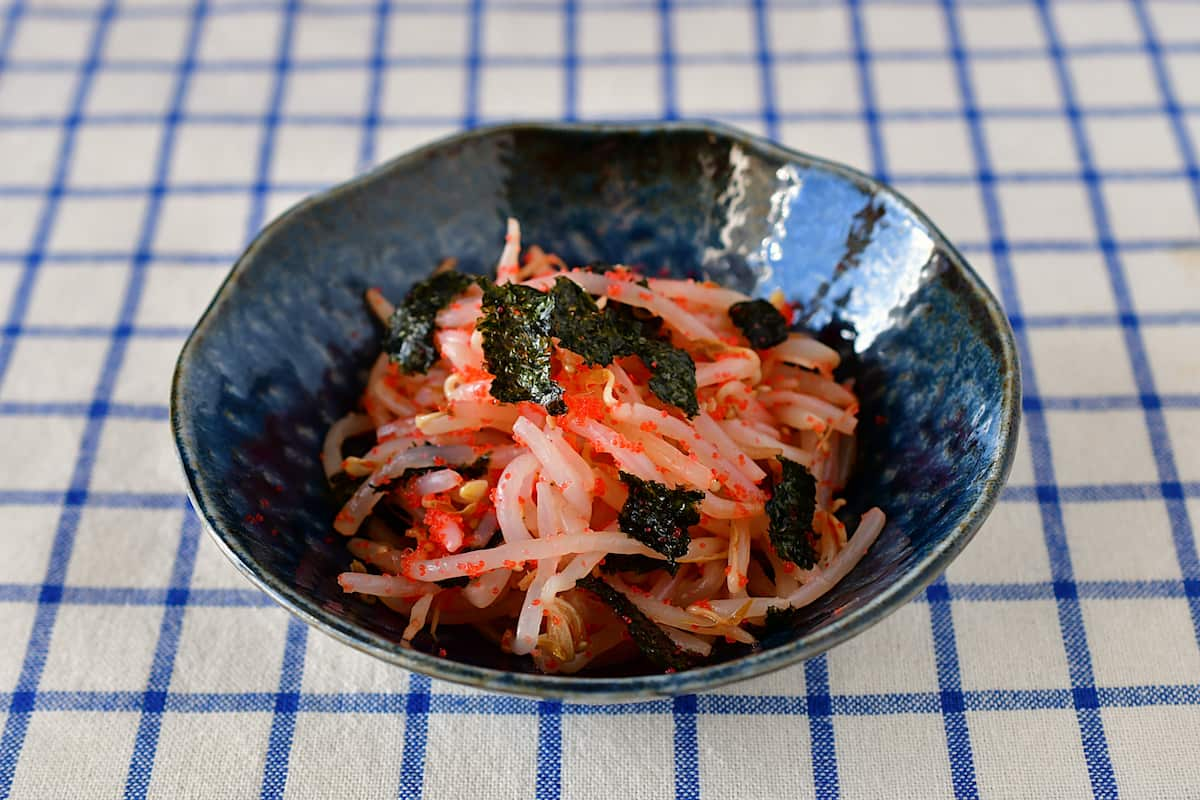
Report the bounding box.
[1,1,1198,797]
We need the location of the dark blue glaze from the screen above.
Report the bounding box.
[171,122,1020,700]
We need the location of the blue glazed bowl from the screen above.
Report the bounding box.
[171,121,1020,700]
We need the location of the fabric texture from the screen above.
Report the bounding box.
[1,0,1198,797]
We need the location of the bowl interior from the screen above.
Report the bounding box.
[173,123,1018,697]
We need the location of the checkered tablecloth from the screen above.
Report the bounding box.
[2,0,1199,797]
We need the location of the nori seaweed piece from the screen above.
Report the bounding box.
[599,553,676,576]
[728,298,790,350]
[548,277,635,367]
[634,337,699,418]
[382,270,476,374]
[617,471,704,570]
[765,456,819,568]
[477,281,566,415]
[576,575,696,672]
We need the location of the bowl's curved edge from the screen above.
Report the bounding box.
[170,119,1022,701]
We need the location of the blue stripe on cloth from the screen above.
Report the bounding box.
[0,2,121,795]
[0,0,26,70]
[536,700,563,800]
[697,694,802,715]
[260,618,308,800]
[244,0,298,243]
[25,691,146,713]
[937,579,1193,603]
[3,164,1200,201]
[1129,0,1200,218]
[672,694,699,800]
[925,236,1200,253]
[0,402,170,419]
[1016,310,1200,329]
[1030,395,1200,412]
[1,0,1199,21]
[9,33,1200,74]
[432,693,539,715]
[1001,483,1200,503]
[846,0,888,183]
[398,673,432,800]
[751,0,779,140]
[0,585,37,602]
[2,323,193,337]
[1098,684,1200,709]
[0,490,186,508]
[461,0,483,130]
[123,509,203,799]
[804,656,838,800]
[358,0,391,170]
[833,691,942,717]
[0,181,328,198]
[7,103,1200,132]
[943,2,1117,796]
[66,585,268,607]
[895,166,1198,184]
[293,694,406,715]
[1035,0,1200,670]
[925,578,978,798]
[0,250,236,264]
[2,681,1200,718]
[658,0,677,120]
[161,692,276,714]
[563,0,578,121]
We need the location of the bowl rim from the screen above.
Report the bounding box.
[171,119,1022,701]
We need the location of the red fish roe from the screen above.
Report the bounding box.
[565,392,606,423]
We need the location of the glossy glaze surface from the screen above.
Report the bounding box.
[171,122,1020,700]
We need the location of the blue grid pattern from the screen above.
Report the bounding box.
[1,0,1199,797]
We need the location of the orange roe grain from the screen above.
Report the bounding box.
[565,393,606,423]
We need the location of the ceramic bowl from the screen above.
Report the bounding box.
[171,121,1020,700]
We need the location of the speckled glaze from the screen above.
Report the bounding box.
[171,122,1020,701]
